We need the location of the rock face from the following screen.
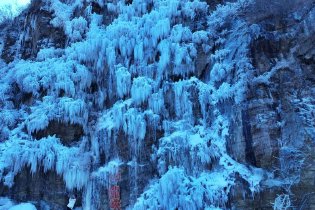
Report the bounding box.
[228,1,315,208]
[20,1,66,60]
[0,168,71,210]
[0,0,314,209]
[0,1,66,63]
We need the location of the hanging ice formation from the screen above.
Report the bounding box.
[0,0,288,209]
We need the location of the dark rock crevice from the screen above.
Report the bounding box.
[241,110,257,167]
[0,167,80,210]
[31,120,84,146]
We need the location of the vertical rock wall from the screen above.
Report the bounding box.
[0,0,314,209]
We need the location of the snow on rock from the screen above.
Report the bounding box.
[0,0,290,209]
[8,203,37,210]
[0,197,14,209]
[0,197,37,210]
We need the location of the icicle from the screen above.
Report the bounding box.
[131,77,152,105]
[173,81,193,119]
[148,90,164,114]
[115,65,131,98]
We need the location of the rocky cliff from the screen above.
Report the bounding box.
[0,0,314,209]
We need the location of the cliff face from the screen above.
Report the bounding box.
[228,1,315,208]
[0,0,314,209]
